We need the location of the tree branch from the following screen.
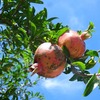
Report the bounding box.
[70,64,100,78]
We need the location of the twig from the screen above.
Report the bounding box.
[71,65,90,77]
[98,50,100,52]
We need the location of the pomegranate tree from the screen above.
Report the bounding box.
[29,42,66,78]
[58,30,91,58]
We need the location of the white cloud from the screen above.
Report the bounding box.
[40,74,85,94]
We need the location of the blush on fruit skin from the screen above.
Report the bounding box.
[58,30,87,58]
[29,42,66,78]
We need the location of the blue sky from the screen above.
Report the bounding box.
[31,0,100,100]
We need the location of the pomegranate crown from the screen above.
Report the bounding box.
[78,22,95,40]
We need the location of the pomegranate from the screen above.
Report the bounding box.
[29,42,66,78]
[58,30,90,58]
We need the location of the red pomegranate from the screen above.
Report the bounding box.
[29,42,66,78]
[58,30,90,58]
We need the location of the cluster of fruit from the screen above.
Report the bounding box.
[29,30,90,78]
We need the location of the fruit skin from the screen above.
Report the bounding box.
[58,30,86,58]
[29,42,66,78]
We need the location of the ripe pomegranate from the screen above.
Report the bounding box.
[58,30,90,58]
[29,42,66,78]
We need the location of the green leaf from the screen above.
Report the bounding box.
[86,22,95,36]
[47,17,58,22]
[0,69,3,77]
[18,27,27,34]
[98,68,100,73]
[3,63,13,71]
[35,8,47,20]
[27,7,34,18]
[8,0,14,2]
[18,27,28,41]
[85,50,99,57]
[57,27,69,37]
[72,61,86,71]
[88,22,94,30]
[83,74,98,96]
[64,65,71,74]
[51,27,69,43]
[63,46,70,57]
[25,94,28,100]
[29,20,36,33]
[30,0,43,4]
[86,58,96,69]
[56,23,62,29]
[9,58,22,67]
[43,8,47,19]
[69,74,78,81]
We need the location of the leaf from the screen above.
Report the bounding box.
[57,27,69,37]
[98,68,100,73]
[27,7,34,18]
[52,27,69,43]
[29,0,43,4]
[72,61,86,71]
[8,0,14,2]
[0,69,3,77]
[87,22,95,35]
[85,50,99,57]
[83,74,98,96]
[56,23,62,29]
[43,8,47,19]
[9,58,22,67]
[18,27,28,41]
[35,8,47,20]
[88,22,94,31]
[18,28,26,34]
[29,20,36,33]
[47,17,58,22]
[69,74,78,81]
[63,46,70,57]
[64,65,71,74]
[3,63,13,71]
[25,94,28,100]
[86,58,96,69]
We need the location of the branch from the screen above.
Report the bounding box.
[71,64,100,78]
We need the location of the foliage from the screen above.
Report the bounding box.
[0,0,100,99]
